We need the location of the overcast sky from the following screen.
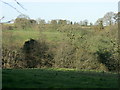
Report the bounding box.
[0,0,119,23]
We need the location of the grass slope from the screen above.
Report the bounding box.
[2,68,118,88]
[2,29,64,48]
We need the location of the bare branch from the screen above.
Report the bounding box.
[14,0,27,11]
[0,0,23,14]
[0,16,4,21]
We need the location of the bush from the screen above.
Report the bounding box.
[2,47,25,68]
[22,39,54,68]
[54,43,76,68]
[2,24,14,30]
[95,48,119,72]
[75,48,100,70]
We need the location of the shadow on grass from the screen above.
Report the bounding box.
[2,68,119,88]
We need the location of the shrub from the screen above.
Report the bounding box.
[2,24,14,30]
[54,43,76,68]
[2,47,25,68]
[22,39,54,68]
[95,48,119,72]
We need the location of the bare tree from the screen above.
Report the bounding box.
[103,12,116,26]
[17,14,30,20]
[95,18,103,25]
[113,12,119,24]
[95,18,104,30]
[36,18,46,25]
[83,19,88,26]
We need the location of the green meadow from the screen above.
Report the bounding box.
[2,68,119,88]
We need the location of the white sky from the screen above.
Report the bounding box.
[3,0,120,3]
[1,0,119,23]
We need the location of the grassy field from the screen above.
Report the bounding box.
[2,68,118,88]
[2,29,65,48]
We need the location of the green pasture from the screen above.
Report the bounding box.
[2,68,119,88]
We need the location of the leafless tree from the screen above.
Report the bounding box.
[103,12,116,26]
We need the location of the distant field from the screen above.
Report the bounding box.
[2,68,118,88]
[2,29,66,46]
